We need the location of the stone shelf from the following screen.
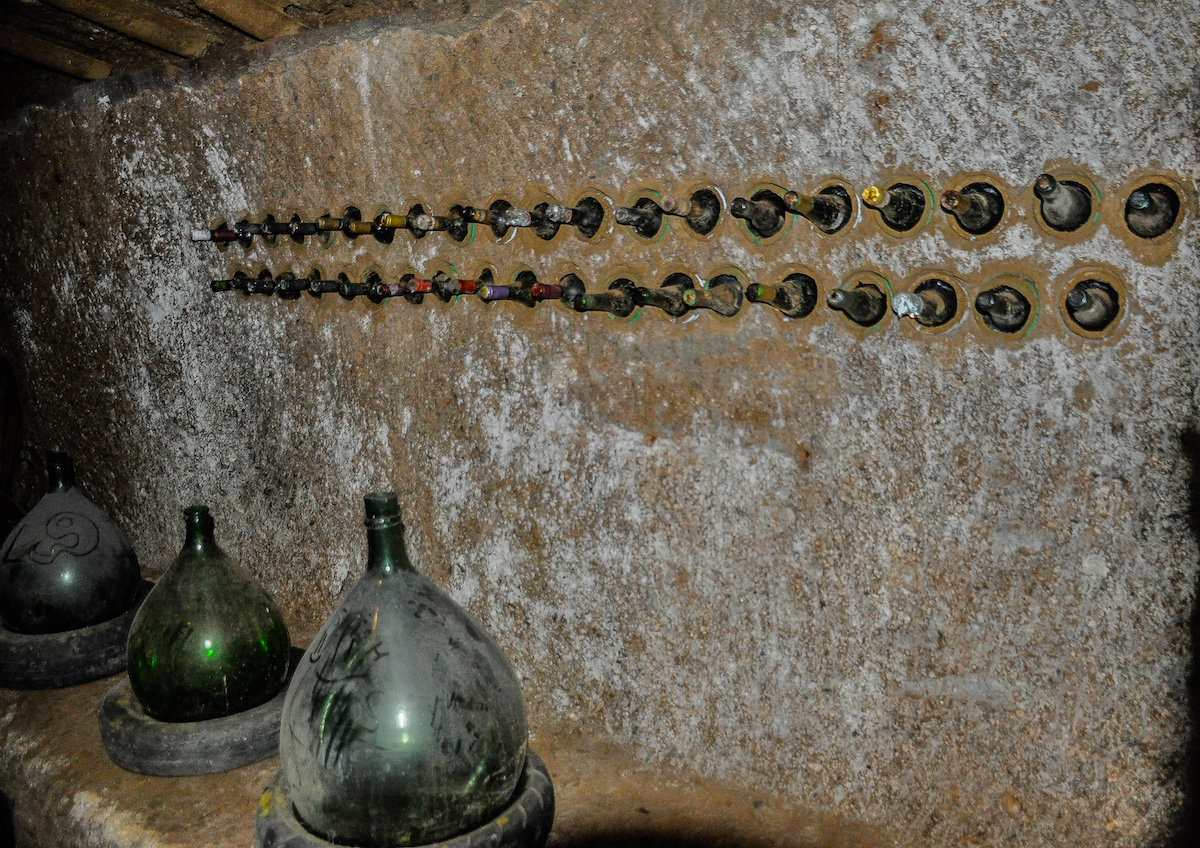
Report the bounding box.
[0,674,886,848]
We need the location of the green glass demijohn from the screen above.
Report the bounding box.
[279,492,528,847]
[126,505,290,722]
[0,450,140,634]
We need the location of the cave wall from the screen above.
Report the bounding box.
[1,0,1198,844]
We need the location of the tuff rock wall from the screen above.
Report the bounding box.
[1,1,1197,845]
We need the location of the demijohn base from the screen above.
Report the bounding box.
[99,647,303,776]
[255,750,555,848]
[0,580,152,690]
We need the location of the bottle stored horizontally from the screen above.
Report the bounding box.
[211,271,252,293]
[333,207,376,240]
[191,221,250,246]
[1065,279,1120,331]
[730,190,787,238]
[273,271,308,299]
[632,273,694,317]
[975,285,1031,333]
[530,203,562,240]
[681,274,744,317]
[568,276,636,317]
[861,183,925,232]
[286,214,321,242]
[543,198,605,239]
[308,271,342,297]
[1125,184,1180,239]
[126,505,290,722]
[940,183,1004,234]
[660,189,722,235]
[279,492,528,847]
[366,275,418,303]
[483,200,535,238]
[827,282,887,326]
[370,210,411,243]
[614,197,665,238]
[480,270,562,307]
[432,270,486,301]
[0,451,140,634]
[256,214,294,245]
[314,212,344,237]
[746,273,818,318]
[440,206,475,242]
[210,269,275,295]
[244,270,276,296]
[339,271,382,302]
[784,186,852,234]
[402,275,435,304]
[892,278,958,328]
[478,277,517,305]
[1033,174,1092,232]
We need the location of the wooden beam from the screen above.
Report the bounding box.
[195,0,305,41]
[40,0,215,59]
[0,25,111,80]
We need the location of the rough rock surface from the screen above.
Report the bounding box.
[0,1,1197,845]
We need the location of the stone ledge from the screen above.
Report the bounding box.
[0,676,885,848]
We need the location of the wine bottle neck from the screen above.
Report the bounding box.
[182,506,219,555]
[45,452,75,491]
[367,522,415,574]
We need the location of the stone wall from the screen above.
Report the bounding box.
[1,0,1197,844]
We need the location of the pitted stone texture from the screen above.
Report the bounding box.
[0,1,1197,846]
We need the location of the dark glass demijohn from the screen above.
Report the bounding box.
[279,492,528,847]
[126,505,290,722]
[0,450,139,634]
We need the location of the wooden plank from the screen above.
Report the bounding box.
[195,0,305,41]
[0,26,111,80]
[40,0,215,59]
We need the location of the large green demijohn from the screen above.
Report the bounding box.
[0,450,140,634]
[279,492,528,847]
[126,505,290,722]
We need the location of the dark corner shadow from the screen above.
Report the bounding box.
[1170,429,1200,847]
[550,827,778,848]
[0,791,13,848]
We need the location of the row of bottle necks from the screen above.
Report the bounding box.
[190,173,1184,249]
[211,264,1126,336]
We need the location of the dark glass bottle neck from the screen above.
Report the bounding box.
[182,506,219,555]
[367,521,415,574]
[45,452,75,491]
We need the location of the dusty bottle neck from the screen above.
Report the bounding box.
[182,505,219,555]
[45,451,75,492]
[363,492,415,574]
[366,521,414,574]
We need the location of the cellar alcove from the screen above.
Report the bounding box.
[1,0,1198,846]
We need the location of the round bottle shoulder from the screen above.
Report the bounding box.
[1,487,139,633]
[280,566,528,845]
